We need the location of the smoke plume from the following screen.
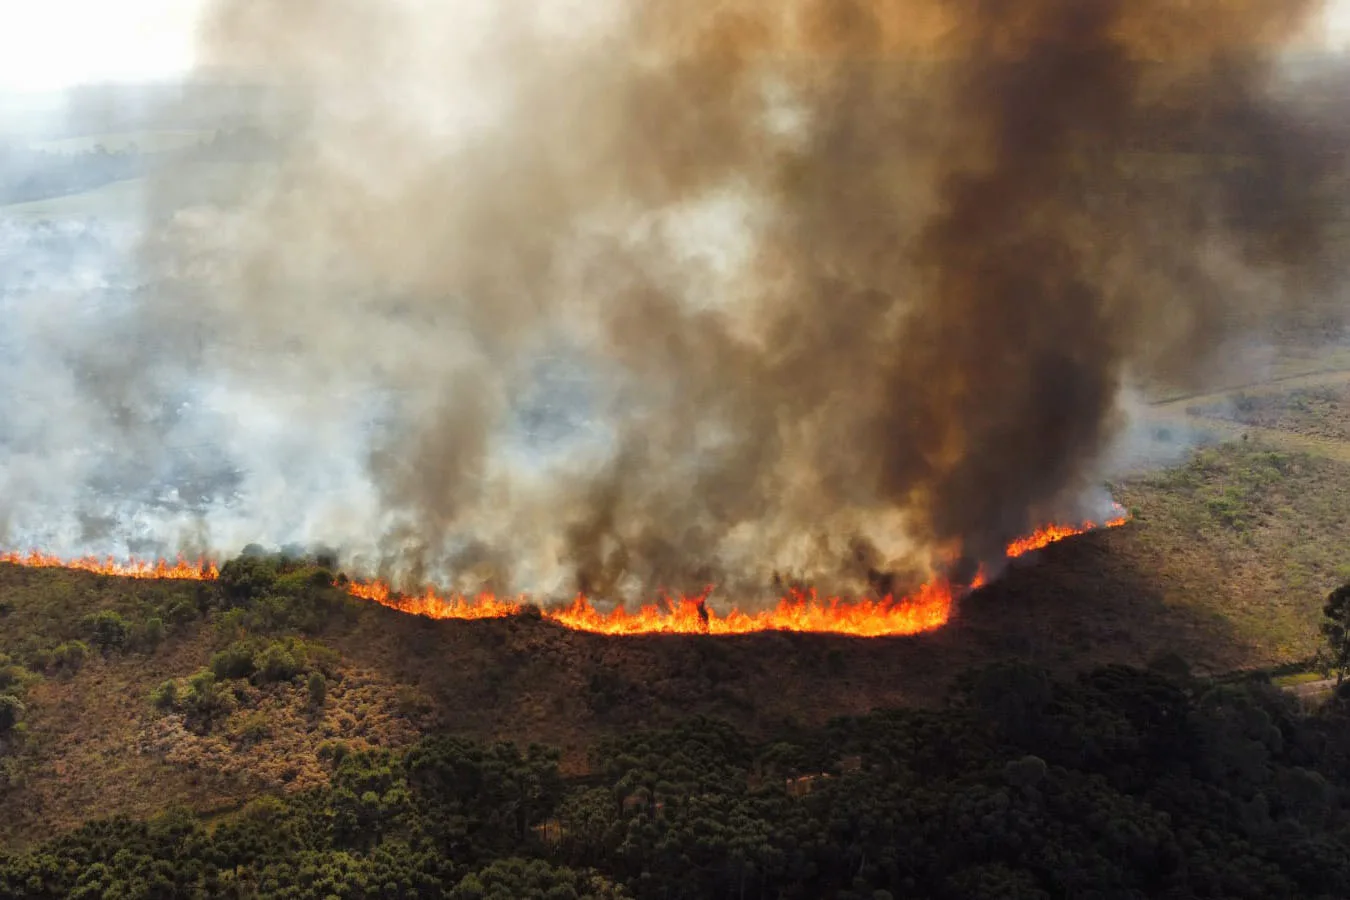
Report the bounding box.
[3,0,1347,601]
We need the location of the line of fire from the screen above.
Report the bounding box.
[0,508,1127,638]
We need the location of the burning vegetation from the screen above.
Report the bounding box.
[0,509,1126,637]
[1,0,1332,605]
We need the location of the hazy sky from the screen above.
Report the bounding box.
[0,0,207,93]
[1,0,1348,93]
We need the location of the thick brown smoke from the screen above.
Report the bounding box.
[130,0,1344,598]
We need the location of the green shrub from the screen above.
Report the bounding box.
[27,648,54,673]
[214,607,248,641]
[318,739,350,766]
[218,554,282,607]
[151,679,179,710]
[183,670,229,727]
[142,617,166,650]
[55,641,88,672]
[82,610,131,653]
[0,694,24,733]
[257,644,302,684]
[166,599,198,627]
[210,641,259,681]
[274,566,337,595]
[308,671,327,708]
[0,664,31,692]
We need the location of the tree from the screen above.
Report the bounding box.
[1320,583,1350,686]
[0,694,24,733]
[308,672,327,708]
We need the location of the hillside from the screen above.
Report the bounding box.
[1,433,1346,848]
[2,351,1350,866]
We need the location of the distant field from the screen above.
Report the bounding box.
[0,162,255,219]
[1113,441,1350,662]
[27,130,215,156]
[1192,381,1350,443]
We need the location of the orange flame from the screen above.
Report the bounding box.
[0,509,1127,637]
[1005,510,1130,559]
[0,550,219,581]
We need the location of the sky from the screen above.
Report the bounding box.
[0,0,1349,94]
[0,0,207,93]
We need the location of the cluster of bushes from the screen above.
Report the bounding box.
[152,636,337,730]
[9,663,1350,898]
[0,656,34,739]
[213,547,355,635]
[27,640,88,676]
[76,609,167,656]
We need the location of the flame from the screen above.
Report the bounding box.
[0,509,1127,638]
[0,550,219,580]
[1005,509,1130,559]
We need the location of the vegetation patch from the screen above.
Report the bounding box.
[1113,441,1350,660]
[5,665,1350,898]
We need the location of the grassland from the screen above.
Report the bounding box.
[1113,442,1350,660]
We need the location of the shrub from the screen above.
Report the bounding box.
[55,641,88,672]
[142,617,166,650]
[28,648,54,673]
[308,672,327,708]
[151,679,179,711]
[183,670,230,727]
[210,642,259,681]
[0,664,30,692]
[232,711,272,744]
[318,740,350,766]
[214,607,248,642]
[166,599,198,627]
[82,610,131,653]
[257,644,302,684]
[218,554,281,607]
[0,694,24,733]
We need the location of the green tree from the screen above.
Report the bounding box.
[307,671,327,708]
[1321,583,1350,686]
[0,694,24,733]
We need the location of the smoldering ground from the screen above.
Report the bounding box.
[2,1,1348,601]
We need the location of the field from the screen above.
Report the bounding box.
[0,161,257,219]
[25,130,216,156]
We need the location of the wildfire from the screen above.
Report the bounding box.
[0,509,1127,638]
[0,550,219,581]
[1005,509,1130,559]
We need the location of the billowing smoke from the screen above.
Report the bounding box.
[2,1,1347,600]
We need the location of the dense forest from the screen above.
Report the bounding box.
[5,653,1350,897]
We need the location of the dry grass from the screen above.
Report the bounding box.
[142,666,423,796]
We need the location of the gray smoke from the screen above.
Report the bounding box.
[1,1,1346,601]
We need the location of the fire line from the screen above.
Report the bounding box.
[0,509,1128,638]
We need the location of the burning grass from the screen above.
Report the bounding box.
[0,512,1127,639]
